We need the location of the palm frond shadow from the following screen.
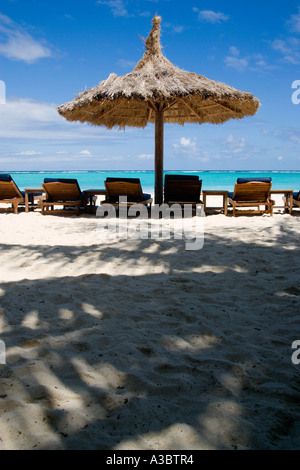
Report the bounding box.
[0,223,300,450]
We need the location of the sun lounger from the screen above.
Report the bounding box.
[228,177,274,216]
[38,178,84,215]
[164,174,202,207]
[292,191,300,211]
[0,174,25,214]
[101,178,152,208]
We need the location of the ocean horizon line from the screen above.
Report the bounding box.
[4,168,300,192]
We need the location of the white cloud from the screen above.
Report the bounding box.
[225,46,248,71]
[223,135,246,155]
[138,153,153,160]
[172,25,184,34]
[0,13,53,63]
[290,134,300,144]
[225,47,277,72]
[97,0,129,17]
[229,46,240,57]
[96,0,172,18]
[173,136,220,163]
[64,14,75,21]
[180,137,193,147]
[287,7,300,33]
[272,39,292,55]
[270,10,300,65]
[18,151,43,155]
[0,97,133,170]
[194,9,229,24]
[173,137,198,157]
[0,98,122,141]
[225,55,249,72]
[271,38,300,64]
[117,58,136,69]
[162,22,185,34]
[0,98,60,139]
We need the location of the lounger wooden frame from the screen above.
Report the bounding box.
[228,181,274,217]
[39,181,83,215]
[0,179,24,214]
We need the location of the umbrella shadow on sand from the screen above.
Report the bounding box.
[0,224,300,450]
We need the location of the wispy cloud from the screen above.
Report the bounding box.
[225,53,248,72]
[271,37,300,64]
[222,135,246,155]
[173,136,219,163]
[0,98,121,141]
[160,21,185,34]
[173,137,198,155]
[267,126,300,145]
[193,8,229,24]
[17,150,43,155]
[138,153,153,160]
[225,46,277,72]
[96,0,129,17]
[0,13,54,63]
[268,8,300,65]
[0,97,130,169]
[96,0,172,19]
[64,14,75,21]
[172,25,185,34]
[287,6,300,33]
[80,150,92,156]
[117,58,136,69]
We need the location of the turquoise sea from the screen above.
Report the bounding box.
[4,170,300,194]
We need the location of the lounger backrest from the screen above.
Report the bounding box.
[233,179,272,202]
[0,174,23,199]
[42,178,82,202]
[164,175,202,203]
[236,177,272,184]
[105,178,144,203]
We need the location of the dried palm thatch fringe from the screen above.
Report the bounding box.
[58,15,260,130]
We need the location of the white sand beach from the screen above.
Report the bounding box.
[0,199,299,450]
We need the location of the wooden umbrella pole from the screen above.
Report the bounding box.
[155,109,164,205]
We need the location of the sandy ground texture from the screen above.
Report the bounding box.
[0,200,299,450]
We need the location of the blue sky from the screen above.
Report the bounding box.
[0,0,300,171]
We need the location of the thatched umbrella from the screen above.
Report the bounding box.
[58,15,260,204]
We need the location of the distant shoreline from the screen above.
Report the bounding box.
[3,169,300,173]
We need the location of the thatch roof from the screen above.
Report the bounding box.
[58,15,260,129]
